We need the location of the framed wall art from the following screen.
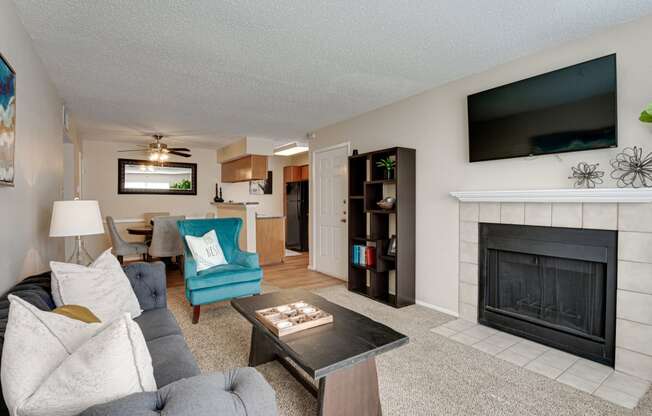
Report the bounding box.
[0,53,16,186]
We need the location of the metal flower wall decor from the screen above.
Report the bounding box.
[569,162,604,188]
[610,147,652,188]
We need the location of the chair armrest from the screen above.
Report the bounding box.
[123,261,167,311]
[232,250,260,269]
[184,255,198,278]
[79,369,277,416]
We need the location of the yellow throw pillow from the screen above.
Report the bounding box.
[52,305,101,323]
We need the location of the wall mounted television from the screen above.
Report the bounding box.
[467,54,617,162]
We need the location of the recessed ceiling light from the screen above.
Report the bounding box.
[274,142,309,156]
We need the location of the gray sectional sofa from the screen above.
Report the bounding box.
[0,261,277,416]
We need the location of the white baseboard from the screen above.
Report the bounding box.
[415,299,459,317]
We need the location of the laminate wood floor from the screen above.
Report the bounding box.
[164,253,344,290]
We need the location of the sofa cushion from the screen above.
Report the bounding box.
[21,314,157,416]
[134,308,182,342]
[50,250,142,321]
[1,295,103,416]
[0,273,54,416]
[79,369,277,416]
[187,264,261,290]
[146,334,200,387]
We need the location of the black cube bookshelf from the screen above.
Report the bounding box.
[348,147,415,307]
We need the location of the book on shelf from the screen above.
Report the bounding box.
[352,245,376,267]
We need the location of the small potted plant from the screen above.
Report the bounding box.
[640,101,652,123]
[376,157,396,180]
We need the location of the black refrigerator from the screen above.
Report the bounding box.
[286,180,309,252]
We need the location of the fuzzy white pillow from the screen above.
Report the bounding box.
[1,295,102,416]
[185,230,228,272]
[20,314,156,416]
[50,249,142,321]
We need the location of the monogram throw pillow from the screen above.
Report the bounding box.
[184,230,228,272]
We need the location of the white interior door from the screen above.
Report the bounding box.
[314,144,348,279]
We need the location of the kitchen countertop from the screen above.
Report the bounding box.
[256,215,285,220]
[211,201,260,207]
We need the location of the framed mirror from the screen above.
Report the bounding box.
[118,159,197,195]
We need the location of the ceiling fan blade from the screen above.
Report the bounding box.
[167,147,191,152]
[168,151,192,158]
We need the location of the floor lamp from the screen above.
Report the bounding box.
[49,199,104,265]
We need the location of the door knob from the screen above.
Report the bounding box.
[340,219,346,223]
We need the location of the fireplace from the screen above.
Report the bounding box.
[478,223,617,366]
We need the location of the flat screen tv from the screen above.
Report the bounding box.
[467,54,617,162]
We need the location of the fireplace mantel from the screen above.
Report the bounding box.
[450,188,652,203]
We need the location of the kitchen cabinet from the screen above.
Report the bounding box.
[284,165,309,182]
[283,166,301,183]
[256,216,286,266]
[221,155,267,182]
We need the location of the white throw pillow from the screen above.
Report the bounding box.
[20,313,156,416]
[50,249,142,321]
[1,295,102,416]
[185,229,228,272]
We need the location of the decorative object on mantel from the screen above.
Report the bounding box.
[639,101,652,123]
[0,53,16,186]
[352,149,359,156]
[213,184,224,203]
[568,162,604,188]
[376,156,396,180]
[377,196,396,210]
[610,146,652,188]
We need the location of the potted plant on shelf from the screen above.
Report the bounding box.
[376,157,396,180]
[641,101,652,123]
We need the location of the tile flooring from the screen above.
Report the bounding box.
[431,319,650,409]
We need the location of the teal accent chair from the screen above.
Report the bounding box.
[177,218,262,323]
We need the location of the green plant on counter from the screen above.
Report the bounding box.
[170,179,191,190]
[641,101,652,123]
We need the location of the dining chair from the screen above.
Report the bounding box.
[149,215,186,263]
[105,216,148,264]
[143,212,170,226]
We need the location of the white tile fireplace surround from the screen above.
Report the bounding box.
[447,188,652,407]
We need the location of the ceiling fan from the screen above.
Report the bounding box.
[118,134,191,161]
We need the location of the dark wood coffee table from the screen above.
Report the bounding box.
[231,289,408,416]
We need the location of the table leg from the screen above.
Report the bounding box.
[248,326,277,367]
[317,357,381,416]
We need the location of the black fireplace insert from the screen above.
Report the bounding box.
[478,223,617,366]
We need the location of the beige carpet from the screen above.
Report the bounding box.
[167,284,652,415]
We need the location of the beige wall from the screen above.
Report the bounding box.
[289,152,309,166]
[82,140,219,255]
[220,155,295,217]
[311,15,652,314]
[0,0,65,292]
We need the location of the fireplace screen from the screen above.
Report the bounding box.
[486,250,606,339]
[479,223,617,366]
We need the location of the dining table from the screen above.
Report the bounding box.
[126,226,153,237]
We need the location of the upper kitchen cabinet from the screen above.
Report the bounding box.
[300,164,309,181]
[221,155,268,182]
[284,164,309,183]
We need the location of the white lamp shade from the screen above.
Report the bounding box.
[49,200,104,237]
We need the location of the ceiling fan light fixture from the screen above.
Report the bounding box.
[149,153,159,161]
[274,142,309,156]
